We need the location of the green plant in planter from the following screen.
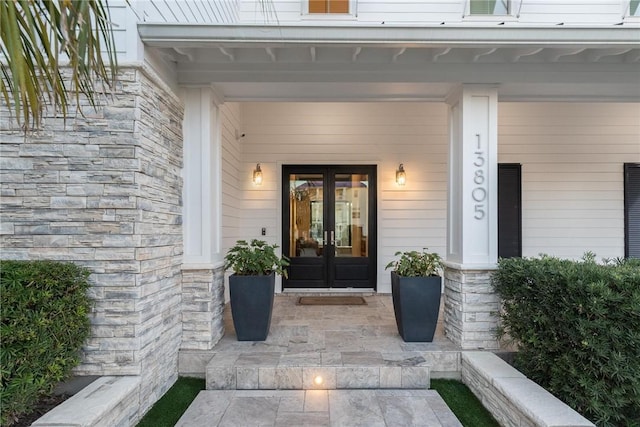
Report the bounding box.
[224,239,290,341]
[385,249,443,342]
[224,239,289,277]
[385,249,442,277]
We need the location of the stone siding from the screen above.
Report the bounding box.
[443,267,499,350]
[32,376,141,427]
[0,67,184,419]
[462,352,594,427]
[181,266,226,350]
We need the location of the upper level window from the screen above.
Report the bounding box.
[469,0,509,15]
[631,0,640,16]
[309,0,349,14]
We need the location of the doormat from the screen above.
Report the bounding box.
[297,296,367,305]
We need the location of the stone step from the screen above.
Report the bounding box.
[176,389,463,427]
[205,350,460,390]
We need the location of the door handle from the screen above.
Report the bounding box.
[323,231,328,246]
[330,231,335,246]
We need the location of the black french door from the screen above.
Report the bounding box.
[282,165,377,289]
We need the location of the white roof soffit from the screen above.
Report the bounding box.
[138,24,640,102]
[138,24,640,49]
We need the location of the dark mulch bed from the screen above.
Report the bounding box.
[10,394,70,427]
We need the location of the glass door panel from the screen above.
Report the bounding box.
[289,173,324,259]
[334,173,368,258]
[283,165,376,290]
[285,171,327,288]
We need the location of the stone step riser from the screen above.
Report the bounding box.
[206,365,430,390]
[204,349,460,391]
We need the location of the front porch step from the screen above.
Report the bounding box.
[205,350,459,390]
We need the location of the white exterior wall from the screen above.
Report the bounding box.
[239,0,638,24]
[499,102,640,260]
[109,1,144,62]
[131,0,239,23]
[237,102,450,293]
[221,103,244,253]
[222,101,639,293]
[109,1,240,64]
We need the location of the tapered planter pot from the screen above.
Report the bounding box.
[391,271,442,342]
[229,273,275,341]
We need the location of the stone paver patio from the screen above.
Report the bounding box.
[177,294,464,426]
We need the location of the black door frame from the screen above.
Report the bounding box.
[282,164,377,290]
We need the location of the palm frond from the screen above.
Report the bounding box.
[0,0,118,129]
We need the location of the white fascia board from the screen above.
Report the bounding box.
[138,23,640,49]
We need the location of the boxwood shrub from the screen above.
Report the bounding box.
[493,255,640,427]
[0,260,92,425]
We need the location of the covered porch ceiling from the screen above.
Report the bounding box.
[138,24,640,102]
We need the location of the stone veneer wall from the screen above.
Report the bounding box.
[181,266,225,350]
[0,66,184,419]
[461,352,595,427]
[443,266,500,350]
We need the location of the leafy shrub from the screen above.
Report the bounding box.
[493,255,640,426]
[385,249,442,277]
[0,260,92,425]
[224,239,289,277]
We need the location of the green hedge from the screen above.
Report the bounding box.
[492,255,640,427]
[0,260,92,425]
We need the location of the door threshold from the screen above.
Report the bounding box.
[282,288,376,295]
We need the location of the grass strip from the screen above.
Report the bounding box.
[137,377,205,427]
[431,379,500,427]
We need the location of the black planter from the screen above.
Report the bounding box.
[391,271,442,342]
[229,273,275,341]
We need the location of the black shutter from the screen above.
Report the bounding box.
[498,164,522,258]
[625,163,640,259]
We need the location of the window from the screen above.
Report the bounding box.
[469,0,509,15]
[625,163,640,258]
[309,0,349,14]
[631,0,640,16]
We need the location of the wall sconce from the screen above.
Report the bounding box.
[396,163,406,186]
[253,163,263,185]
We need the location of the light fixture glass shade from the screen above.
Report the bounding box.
[253,163,263,185]
[396,163,406,186]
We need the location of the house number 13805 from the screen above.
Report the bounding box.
[473,134,487,220]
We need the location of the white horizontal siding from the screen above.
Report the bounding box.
[498,102,640,261]
[219,101,639,292]
[108,1,144,61]
[112,1,249,62]
[238,0,632,25]
[107,4,129,55]
[221,102,243,260]
[517,0,626,24]
[237,102,449,292]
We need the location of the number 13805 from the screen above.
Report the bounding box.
[473,134,487,220]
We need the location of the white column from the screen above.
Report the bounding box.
[446,85,498,267]
[180,87,226,352]
[182,87,223,266]
[444,85,500,350]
